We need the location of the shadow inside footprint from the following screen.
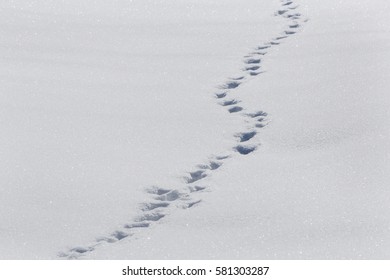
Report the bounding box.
[245,65,260,71]
[155,190,181,201]
[70,247,93,254]
[146,186,171,195]
[221,99,239,106]
[186,200,201,208]
[247,111,267,118]
[228,106,243,113]
[124,222,150,229]
[235,145,257,155]
[186,170,207,183]
[222,81,240,89]
[245,58,261,64]
[188,185,207,193]
[215,92,227,99]
[237,131,257,142]
[142,202,170,211]
[137,213,165,222]
[277,10,288,15]
[112,231,129,241]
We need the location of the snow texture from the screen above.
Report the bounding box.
[1,0,389,259]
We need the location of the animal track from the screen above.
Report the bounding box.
[70,247,93,254]
[237,131,257,142]
[197,161,222,171]
[215,92,227,99]
[277,10,288,15]
[275,35,288,40]
[247,111,268,118]
[186,170,207,183]
[124,222,150,229]
[154,190,181,201]
[142,202,170,211]
[285,30,296,35]
[235,145,257,155]
[245,66,260,71]
[146,187,171,196]
[185,200,201,208]
[188,185,207,193]
[221,99,240,106]
[111,231,129,241]
[245,58,261,64]
[228,106,243,113]
[59,0,306,259]
[289,23,300,28]
[222,81,240,89]
[136,212,165,222]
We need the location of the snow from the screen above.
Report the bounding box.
[1,0,389,259]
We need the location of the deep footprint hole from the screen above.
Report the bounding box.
[228,106,243,113]
[235,145,257,155]
[237,131,257,142]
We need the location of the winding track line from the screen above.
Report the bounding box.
[59,0,307,259]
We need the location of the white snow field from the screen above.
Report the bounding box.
[1,0,389,259]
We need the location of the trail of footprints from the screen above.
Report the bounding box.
[60,0,305,259]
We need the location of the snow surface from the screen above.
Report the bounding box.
[1,0,389,259]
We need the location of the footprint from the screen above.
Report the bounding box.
[215,154,230,160]
[197,161,222,170]
[186,170,207,183]
[247,111,268,118]
[142,202,170,211]
[146,186,171,196]
[111,231,129,241]
[257,45,270,50]
[124,222,150,229]
[188,185,207,193]
[235,145,257,155]
[289,23,300,29]
[215,92,227,99]
[230,76,245,81]
[275,35,288,40]
[245,58,261,64]
[277,10,288,15]
[154,190,181,201]
[286,13,301,19]
[283,1,293,5]
[222,81,240,89]
[256,123,266,128]
[285,30,296,35]
[70,246,94,254]
[136,212,165,222]
[288,5,299,10]
[236,131,257,142]
[209,161,222,170]
[251,51,267,55]
[228,106,243,113]
[249,72,261,76]
[185,200,201,209]
[245,65,260,71]
[96,236,117,243]
[221,99,240,106]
